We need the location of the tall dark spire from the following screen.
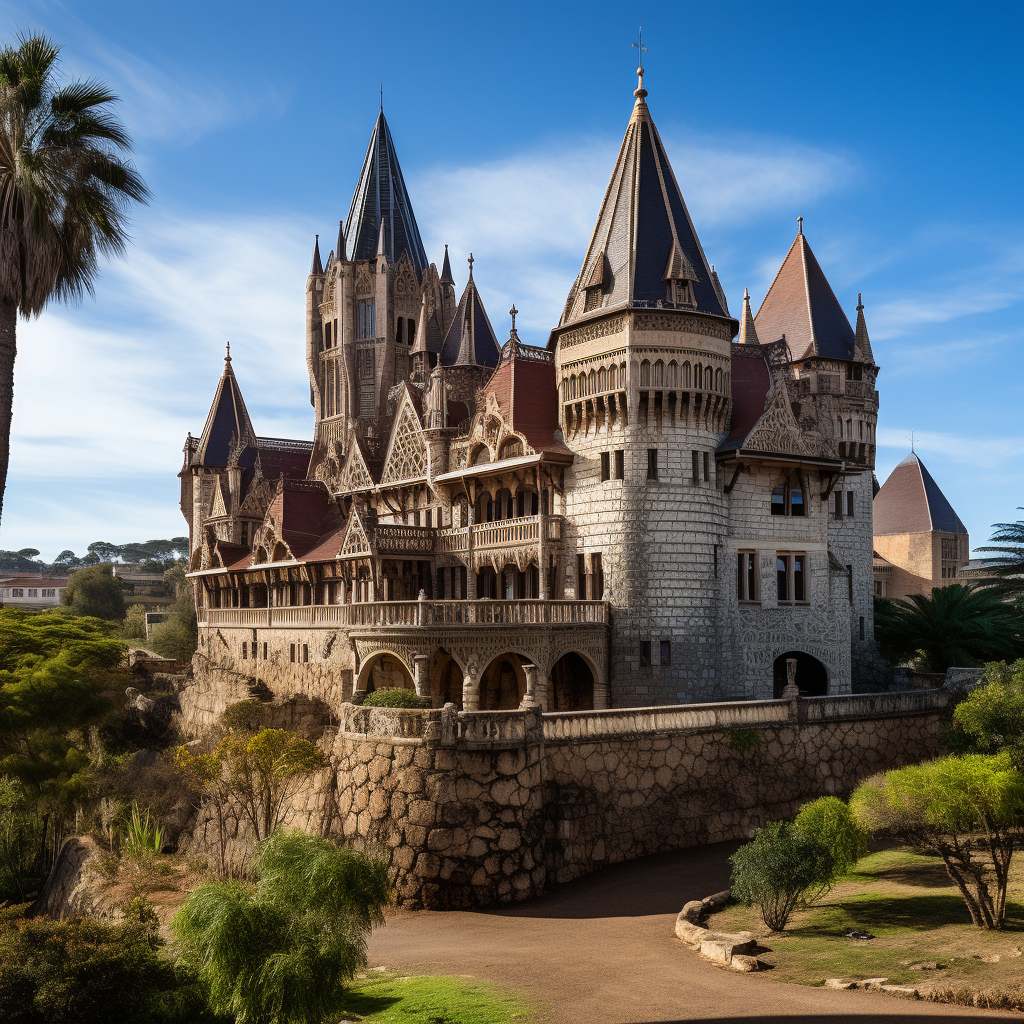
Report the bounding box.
[335,219,345,262]
[854,293,874,364]
[310,235,323,276]
[560,70,729,326]
[754,227,856,362]
[194,349,256,467]
[344,109,428,272]
[440,258,501,368]
[440,244,454,284]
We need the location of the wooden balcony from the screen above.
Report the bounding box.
[200,598,608,630]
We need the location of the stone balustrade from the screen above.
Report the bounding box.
[339,703,536,749]
[202,598,608,629]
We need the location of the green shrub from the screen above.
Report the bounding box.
[61,565,126,621]
[727,728,760,752]
[174,830,392,1024]
[794,795,868,896]
[221,699,270,734]
[120,604,148,641]
[150,566,197,663]
[363,687,427,708]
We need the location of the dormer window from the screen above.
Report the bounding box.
[666,278,696,307]
[771,474,806,517]
[584,285,604,312]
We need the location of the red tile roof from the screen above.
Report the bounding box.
[720,345,772,450]
[874,451,967,537]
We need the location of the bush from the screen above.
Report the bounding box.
[363,687,427,708]
[61,565,126,621]
[949,659,1024,756]
[120,604,148,642]
[174,830,391,1024]
[150,566,197,663]
[729,799,865,933]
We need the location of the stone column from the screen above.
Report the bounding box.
[413,653,430,700]
[783,657,800,699]
[520,663,540,709]
[463,671,481,712]
[466,503,477,601]
[593,667,609,710]
[536,467,548,601]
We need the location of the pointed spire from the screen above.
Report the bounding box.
[440,263,501,368]
[195,348,256,467]
[854,292,874,364]
[336,219,346,262]
[440,244,454,284]
[343,108,428,271]
[737,288,760,345]
[710,265,730,316]
[411,290,429,356]
[467,252,474,280]
[754,227,855,362]
[875,451,967,536]
[559,64,728,327]
[310,235,323,276]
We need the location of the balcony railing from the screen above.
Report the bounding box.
[201,598,609,629]
[418,516,563,556]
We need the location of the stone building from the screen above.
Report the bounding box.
[873,450,969,601]
[182,68,883,708]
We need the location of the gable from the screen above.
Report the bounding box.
[742,383,815,457]
[339,443,375,492]
[338,510,372,559]
[380,389,428,484]
[210,478,228,519]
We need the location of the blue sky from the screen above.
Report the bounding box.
[1,0,1021,561]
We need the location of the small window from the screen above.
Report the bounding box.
[692,451,699,484]
[846,491,855,517]
[793,554,805,602]
[640,360,651,387]
[577,554,587,601]
[263,642,268,660]
[303,644,309,663]
[290,643,296,663]
[11,588,22,598]
[591,553,604,599]
[357,299,376,339]
[777,556,789,601]
[834,491,843,519]
[600,452,610,482]
[737,552,758,602]
[703,452,710,483]
[614,450,624,480]
[859,616,865,641]
[790,484,804,517]
[27,589,37,598]
[660,640,671,666]
[640,640,652,667]
[584,285,603,311]
[874,580,885,597]
[242,642,248,660]
[647,449,658,481]
[771,485,786,516]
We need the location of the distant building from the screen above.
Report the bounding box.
[0,576,68,608]
[872,451,968,601]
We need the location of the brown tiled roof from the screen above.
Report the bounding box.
[0,577,67,587]
[754,230,855,362]
[266,482,339,558]
[873,451,967,537]
[718,345,772,451]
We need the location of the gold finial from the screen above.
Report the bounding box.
[632,28,649,99]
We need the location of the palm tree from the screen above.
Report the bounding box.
[976,512,1024,600]
[0,35,148,522]
[874,584,1021,673]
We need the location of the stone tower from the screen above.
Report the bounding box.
[549,67,738,703]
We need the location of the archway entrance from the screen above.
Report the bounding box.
[773,651,828,698]
[360,653,414,694]
[431,649,464,709]
[549,652,594,711]
[479,654,527,710]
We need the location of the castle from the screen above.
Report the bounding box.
[182,67,884,712]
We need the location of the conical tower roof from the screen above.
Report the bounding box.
[194,346,256,466]
[737,287,760,345]
[440,257,501,368]
[874,451,967,537]
[344,109,428,272]
[560,70,729,325]
[854,293,874,364]
[754,223,855,362]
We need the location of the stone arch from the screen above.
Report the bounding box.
[429,648,465,709]
[356,650,415,693]
[549,652,595,711]
[471,444,491,466]
[705,365,713,390]
[653,359,664,387]
[272,541,289,562]
[639,359,651,387]
[772,650,829,698]
[479,653,529,710]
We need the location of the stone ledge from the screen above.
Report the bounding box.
[675,889,766,972]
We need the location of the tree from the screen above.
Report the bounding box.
[61,563,125,620]
[947,659,1024,758]
[173,830,391,1024]
[729,797,865,931]
[87,541,121,563]
[851,753,1024,929]
[873,584,1021,672]
[150,563,197,662]
[15,548,37,559]
[0,36,148,523]
[976,512,1024,600]
[52,549,77,566]
[120,603,147,642]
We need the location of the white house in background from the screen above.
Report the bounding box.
[0,577,68,608]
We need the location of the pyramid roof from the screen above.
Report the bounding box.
[440,263,501,368]
[754,227,855,362]
[344,109,428,272]
[560,75,729,325]
[874,451,967,536]
[193,349,255,466]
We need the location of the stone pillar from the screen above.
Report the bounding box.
[417,588,427,625]
[521,663,540,709]
[413,653,430,700]
[466,504,477,601]
[463,671,481,712]
[783,657,800,699]
[536,467,548,601]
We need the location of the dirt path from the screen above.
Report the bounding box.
[368,842,1016,1023]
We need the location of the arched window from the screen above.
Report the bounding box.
[771,474,806,517]
[715,368,723,392]
[570,376,577,400]
[705,366,713,390]
[837,417,843,437]
[597,367,606,391]
[608,364,616,389]
[588,369,596,394]
[694,362,703,389]
[640,360,651,387]
[579,372,587,396]
[667,360,678,387]
[682,361,691,388]
[653,360,664,387]
[846,418,853,437]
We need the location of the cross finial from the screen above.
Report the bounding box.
[909,429,916,452]
[225,341,231,363]
[797,215,804,235]
[467,252,474,278]
[509,303,518,330]
[632,27,649,98]
[857,292,864,310]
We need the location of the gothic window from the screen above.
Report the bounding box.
[737,551,758,602]
[653,360,664,387]
[569,376,577,400]
[694,362,702,389]
[837,417,843,437]
[705,366,714,390]
[578,372,586,396]
[619,362,626,387]
[597,367,606,391]
[588,369,596,394]
[357,299,376,339]
[846,418,853,437]
[682,361,691,388]
[714,368,723,392]
[640,360,651,387]
[667,361,678,387]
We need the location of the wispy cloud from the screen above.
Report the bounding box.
[876,427,1024,471]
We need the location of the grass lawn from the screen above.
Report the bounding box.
[707,848,1024,1004]
[337,972,535,1023]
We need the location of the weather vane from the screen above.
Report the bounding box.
[509,304,518,331]
[632,27,649,65]
[909,429,916,452]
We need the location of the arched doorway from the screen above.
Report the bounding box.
[549,652,594,711]
[773,651,828,698]
[431,649,464,709]
[479,654,527,710]
[359,652,414,694]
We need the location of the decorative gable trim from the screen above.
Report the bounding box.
[742,383,813,456]
[210,479,228,519]
[338,510,372,560]
[380,388,428,485]
[339,442,375,493]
